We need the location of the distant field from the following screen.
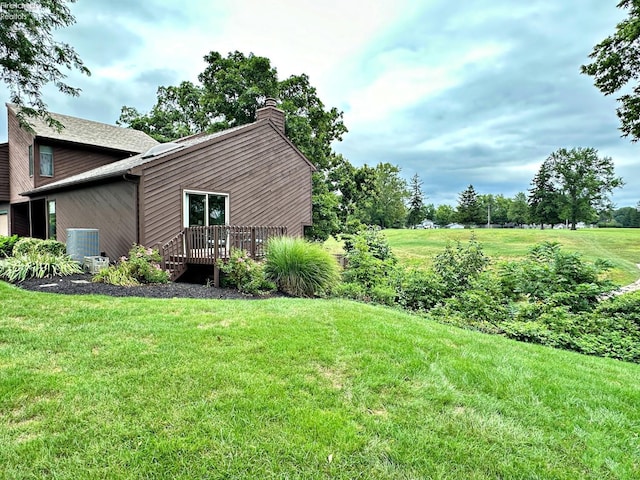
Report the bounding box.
[329,228,640,285]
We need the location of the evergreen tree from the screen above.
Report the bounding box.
[406,173,427,227]
[528,161,563,228]
[456,185,482,225]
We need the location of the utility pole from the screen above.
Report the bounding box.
[487,204,491,228]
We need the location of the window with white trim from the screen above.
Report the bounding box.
[183,190,229,227]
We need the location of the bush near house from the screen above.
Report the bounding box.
[264,236,340,297]
[93,244,169,286]
[216,248,276,296]
[0,234,19,257]
[0,237,81,282]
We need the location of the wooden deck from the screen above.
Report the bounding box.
[160,225,287,281]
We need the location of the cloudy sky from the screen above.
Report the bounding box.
[1,0,637,207]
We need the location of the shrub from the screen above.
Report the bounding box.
[432,234,489,297]
[0,252,82,282]
[341,227,398,289]
[397,268,444,312]
[431,272,512,333]
[499,241,615,312]
[264,237,340,297]
[93,244,169,286]
[13,237,67,256]
[0,234,19,257]
[217,249,276,296]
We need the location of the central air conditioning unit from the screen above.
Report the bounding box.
[66,228,100,263]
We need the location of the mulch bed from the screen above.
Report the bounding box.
[13,273,277,300]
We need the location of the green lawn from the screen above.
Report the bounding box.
[329,228,640,285]
[1,282,639,479]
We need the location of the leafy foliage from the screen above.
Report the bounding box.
[500,241,615,312]
[13,237,66,256]
[581,0,640,141]
[93,245,169,286]
[0,0,91,131]
[217,249,276,296]
[0,234,19,257]
[264,237,339,297]
[0,237,81,281]
[432,234,490,297]
[341,227,398,290]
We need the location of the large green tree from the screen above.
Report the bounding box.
[0,0,90,130]
[508,192,530,226]
[118,51,348,240]
[533,148,623,230]
[581,0,640,141]
[434,204,456,226]
[359,163,408,228]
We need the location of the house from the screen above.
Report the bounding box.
[1,99,315,278]
[446,223,465,229]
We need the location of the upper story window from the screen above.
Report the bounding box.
[28,145,33,177]
[39,146,53,177]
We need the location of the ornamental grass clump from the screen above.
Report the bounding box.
[264,236,340,297]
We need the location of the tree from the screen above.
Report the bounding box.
[508,192,530,226]
[406,173,427,227]
[0,0,90,131]
[359,163,409,228]
[329,158,378,229]
[534,148,623,230]
[581,0,640,141]
[528,160,563,228]
[434,204,456,226]
[456,185,483,225]
[118,51,348,241]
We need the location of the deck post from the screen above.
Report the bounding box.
[213,264,220,287]
[250,228,256,258]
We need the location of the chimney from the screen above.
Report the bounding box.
[256,97,285,133]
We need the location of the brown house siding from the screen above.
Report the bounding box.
[7,107,34,203]
[0,143,8,201]
[51,180,137,259]
[33,142,127,189]
[140,123,313,247]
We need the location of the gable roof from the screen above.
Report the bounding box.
[22,118,315,196]
[7,103,158,154]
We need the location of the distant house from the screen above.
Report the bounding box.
[1,99,315,278]
[446,223,465,229]
[419,220,436,229]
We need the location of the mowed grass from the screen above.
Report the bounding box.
[1,282,639,479]
[369,228,640,285]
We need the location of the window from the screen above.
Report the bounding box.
[40,146,53,177]
[28,145,33,177]
[47,200,56,240]
[183,190,228,227]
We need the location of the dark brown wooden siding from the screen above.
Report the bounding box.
[51,181,137,259]
[33,142,127,189]
[7,107,34,203]
[139,122,313,247]
[0,143,8,201]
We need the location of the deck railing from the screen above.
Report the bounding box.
[161,225,288,280]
